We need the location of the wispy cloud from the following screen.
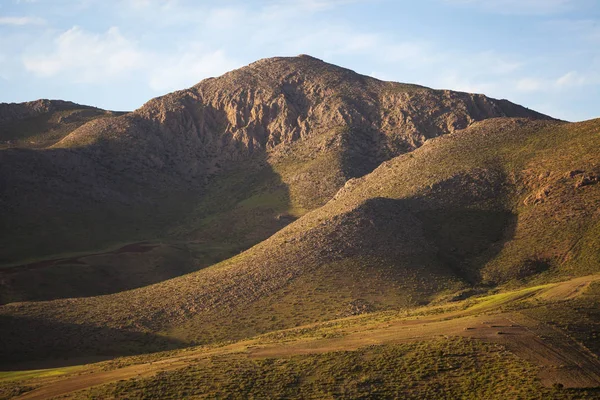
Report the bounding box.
[0,16,45,25]
[23,26,144,81]
[147,47,240,91]
[443,0,577,15]
[21,25,240,92]
[556,71,589,87]
[516,70,598,93]
[545,19,600,43]
[273,0,362,12]
[3,0,598,119]
[516,78,543,92]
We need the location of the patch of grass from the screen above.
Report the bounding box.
[76,339,583,400]
[0,366,81,382]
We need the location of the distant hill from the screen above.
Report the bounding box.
[0,99,124,149]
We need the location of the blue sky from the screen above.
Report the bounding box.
[0,0,598,121]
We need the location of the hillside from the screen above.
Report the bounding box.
[0,99,123,149]
[3,266,600,398]
[2,115,598,367]
[0,55,552,304]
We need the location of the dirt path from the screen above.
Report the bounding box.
[15,274,600,399]
[15,345,246,400]
[537,274,598,301]
[249,312,600,388]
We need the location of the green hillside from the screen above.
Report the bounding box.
[3,274,600,398]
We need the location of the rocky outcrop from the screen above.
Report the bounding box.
[55,55,554,187]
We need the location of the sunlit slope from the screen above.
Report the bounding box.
[4,274,600,399]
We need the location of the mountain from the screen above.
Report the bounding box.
[1,55,599,398]
[0,55,552,304]
[3,114,598,366]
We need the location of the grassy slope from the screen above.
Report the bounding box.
[79,340,558,400]
[170,117,600,344]
[1,117,599,365]
[7,341,561,400]
[3,275,600,399]
[521,280,600,356]
[309,117,600,283]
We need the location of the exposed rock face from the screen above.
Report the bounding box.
[56,55,553,186]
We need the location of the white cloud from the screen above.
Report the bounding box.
[204,7,246,30]
[515,70,598,93]
[8,0,595,121]
[444,0,576,15]
[23,26,145,81]
[0,53,7,80]
[516,77,543,92]
[435,72,499,94]
[148,48,240,91]
[472,51,521,75]
[556,71,592,87]
[0,16,45,25]
[127,0,177,10]
[546,19,600,43]
[288,0,361,11]
[265,0,361,14]
[21,25,240,91]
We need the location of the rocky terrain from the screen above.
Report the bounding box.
[0,55,552,304]
[0,99,95,124]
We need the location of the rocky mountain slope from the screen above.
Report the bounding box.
[3,115,598,365]
[0,55,553,304]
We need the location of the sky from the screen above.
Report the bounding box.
[0,0,599,121]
